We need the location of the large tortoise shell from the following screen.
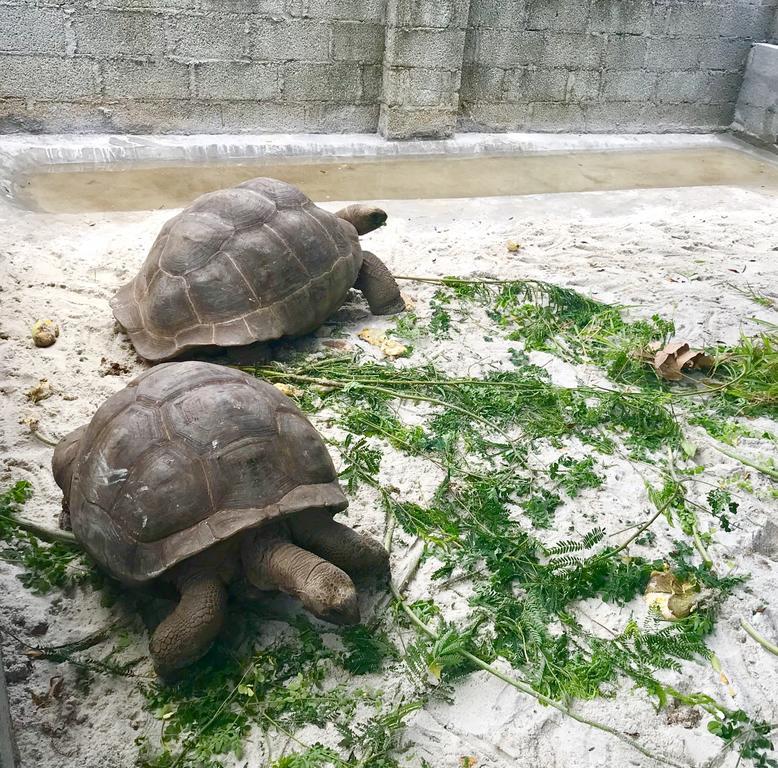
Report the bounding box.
[110,178,363,362]
[60,362,347,586]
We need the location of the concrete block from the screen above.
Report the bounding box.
[530,101,586,131]
[698,37,752,70]
[603,69,655,101]
[384,28,466,68]
[736,43,778,109]
[0,54,97,99]
[645,37,701,70]
[331,22,384,63]
[541,32,605,69]
[651,101,735,130]
[360,64,383,101]
[250,18,330,61]
[299,0,384,23]
[588,0,650,35]
[665,5,721,38]
[459,64,505,100]
[307,102,380,131]
[384,66,461,107]
[565,69,601,101]
[282,61,361,101]
[457,101,534,131]
[103,58,191,99]
[604,35,647,68]
[105,99,226,133]
[703,70,743,104]
[386,0,471,29]
[166,13,247,59]
[0,99,114,133]
[584,101,649,131]
[379,104,457,137]
[467,0,526,30]
[718,4,760,39]
[0,8,65,54]
[655,70,707,103]
[73,10,164,57]
[526,0,590,33]
[195,61,279,100]
[92,0,284,11]
[220,100,308,131]
[504,66,568,102]
[471,29,545,67]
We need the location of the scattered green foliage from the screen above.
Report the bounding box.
[0,481,98,594]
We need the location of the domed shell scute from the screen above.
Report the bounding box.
[162,380,275,452]
[77,397,164,513]
[112,441,211,544]
[158,210,235,276]
[63,363,348,586]
[110,178,362,362]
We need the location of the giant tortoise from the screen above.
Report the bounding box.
[52,361,389,676]
[110,177,405,362]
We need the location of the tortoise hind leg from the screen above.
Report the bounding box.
[355,251,405,315]
[149,573,227,678]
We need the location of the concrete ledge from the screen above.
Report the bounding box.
[734,43,778,146]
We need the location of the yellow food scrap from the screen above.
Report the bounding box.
[358,328,408,359]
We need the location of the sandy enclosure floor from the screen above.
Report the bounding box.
[1,180,778,768]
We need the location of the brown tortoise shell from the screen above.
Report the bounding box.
[61,362,347,586]
[110,178,363,362]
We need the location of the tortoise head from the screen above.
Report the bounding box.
[334,204,387,235]
[52,424,88,500]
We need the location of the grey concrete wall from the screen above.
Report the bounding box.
[379,0,469,138]
[733,42,778,143]
[0,0,384,133]
[0,0,776,136]
[459,0,778,133]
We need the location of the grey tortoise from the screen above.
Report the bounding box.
[52,361,389,677]
[110,177,405,362]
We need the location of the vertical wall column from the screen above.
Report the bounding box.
[379,0,471,138]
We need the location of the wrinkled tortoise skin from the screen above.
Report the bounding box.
[60,361,347,586]
[110,178,363,362]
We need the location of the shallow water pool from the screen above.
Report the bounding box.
[11,145,778,213]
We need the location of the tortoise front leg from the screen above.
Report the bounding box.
[355,251,405,315]
[149,572,227,678]
[241,524,359,625]
[287,510,389,579]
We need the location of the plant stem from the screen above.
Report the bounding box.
[740,619,778,656]
[250,368,516,445]
[1,514,77,545]
[709,442,778,481]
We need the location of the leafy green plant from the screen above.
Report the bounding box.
[0,481,98,593]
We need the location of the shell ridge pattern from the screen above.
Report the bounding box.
[301,202,341,256]
[222,252,263,308]
[262,221,314,281]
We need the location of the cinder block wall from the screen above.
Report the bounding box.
[0,0,776,136]
[459,0,778,133]
[0,0,384,133]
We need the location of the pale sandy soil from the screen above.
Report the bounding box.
[1,177,777,768]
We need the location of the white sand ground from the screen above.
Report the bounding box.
[1,167,778,768]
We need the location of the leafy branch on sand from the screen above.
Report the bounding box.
[4,274,777,768]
